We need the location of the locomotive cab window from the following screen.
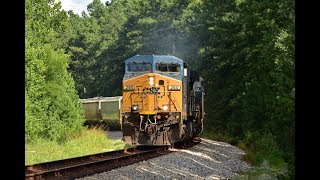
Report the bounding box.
[156,63,181,72]
[127,61,152,72]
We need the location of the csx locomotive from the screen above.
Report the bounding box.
[121,55,204,146]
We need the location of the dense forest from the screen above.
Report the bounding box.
[26,0,294,178]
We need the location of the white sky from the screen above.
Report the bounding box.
[59,0,110,15]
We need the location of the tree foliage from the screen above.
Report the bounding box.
[25,0,85,142]
[179,0,294,176]
[56,0,294,175]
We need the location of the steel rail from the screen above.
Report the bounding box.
[25,146,168,180]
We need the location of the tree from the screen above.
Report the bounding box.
[25,0,85,142]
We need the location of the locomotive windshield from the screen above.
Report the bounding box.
[156,63,181,72]
[127,61,152,72]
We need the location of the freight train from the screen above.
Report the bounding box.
[121,55,205,146]
[80,96,122,130]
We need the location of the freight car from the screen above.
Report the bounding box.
[121,55,205,146]
[80,96,122,130]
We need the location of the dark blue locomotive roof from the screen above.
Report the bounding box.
[125,55,184,64]
[123,55,186,81]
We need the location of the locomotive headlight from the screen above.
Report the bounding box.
[168,85,181,91]
[149,77,154,86]
[132,105,139,111]
[123,85,135,91]
[162,105,169,111]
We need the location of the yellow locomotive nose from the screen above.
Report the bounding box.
[123,71,183,115]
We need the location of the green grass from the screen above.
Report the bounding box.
[201,130,238,145]
[202,130,291,179]
[237,143,290,179]
[25,128,128,165]
[237,143,263,166]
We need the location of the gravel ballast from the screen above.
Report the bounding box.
[77,138,251,180]
[106,131,123,140]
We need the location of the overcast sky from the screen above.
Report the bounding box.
[59,0,110,15]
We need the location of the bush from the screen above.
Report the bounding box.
[242,130,278,155]
[25,44,85,142]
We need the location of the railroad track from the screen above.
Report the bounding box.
[25,139,200,180]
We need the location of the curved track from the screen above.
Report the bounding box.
[25,140,200,180]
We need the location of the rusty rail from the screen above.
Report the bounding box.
[25,146,169,180]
